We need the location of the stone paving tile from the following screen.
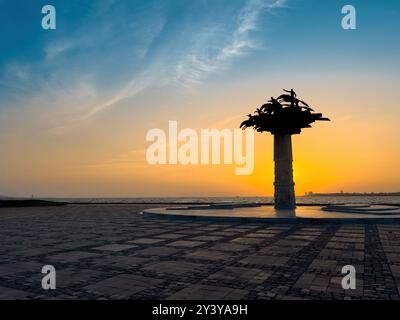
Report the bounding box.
[190,236,223,241]
[12,248,61,257]
[46,251,101,263]
[142,261,205,275]
[134,246,181,257]
[174,230,204,235]
[89,255,150,268]
[153,233,186,239]
[258,245,303,256]
[184,249,233,261]
[128,238,165,245]
[167,240,205,248]
[53,268,103,288]
[326,242,364,251]
[239,254,290,267]
[274,239,311,247]
[1,204,400,300]
[0,286,32,299]
[308,259,339,272]
[230,237,265,245]
[245,232,277,239]
[195,227,219,231]
[285,235,318,241]
[0,261,44,277]
[210,243,252,252]
[93,244,137,252]
[207,267,271,285]
[209,231,238,236]
[167,284,248,300]
[385,253,400,264]
[84,274,163,298]
[318,248,364,261]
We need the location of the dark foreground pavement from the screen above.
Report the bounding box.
[1,204,400,300]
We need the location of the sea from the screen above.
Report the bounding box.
[44,196,400,205]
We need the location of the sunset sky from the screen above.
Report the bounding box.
[0,0,399,197]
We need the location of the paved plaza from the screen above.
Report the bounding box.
[1,204,400,300]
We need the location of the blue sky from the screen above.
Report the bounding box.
[1,0,399,122]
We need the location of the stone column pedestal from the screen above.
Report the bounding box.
[274,134,296,209]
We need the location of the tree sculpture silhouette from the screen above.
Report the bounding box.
[241,89,329,135]
[241,89,330,210]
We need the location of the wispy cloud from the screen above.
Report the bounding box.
[81,73,154,120]
[81,0,288,121]
[172,0,287,86]
[0,0,288,130]
[88,0,288,119]
[45,40,75,60]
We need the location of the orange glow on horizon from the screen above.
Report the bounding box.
[1,72,399,197]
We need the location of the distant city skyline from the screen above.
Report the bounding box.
[304,191,400,196]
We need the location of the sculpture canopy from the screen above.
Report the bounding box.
[240,89,330,135]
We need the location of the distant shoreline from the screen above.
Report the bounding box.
[1,194,400,208]
[0,200,67,207]
[1,198,400,208]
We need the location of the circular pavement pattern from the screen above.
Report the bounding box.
[142,204,400,222]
